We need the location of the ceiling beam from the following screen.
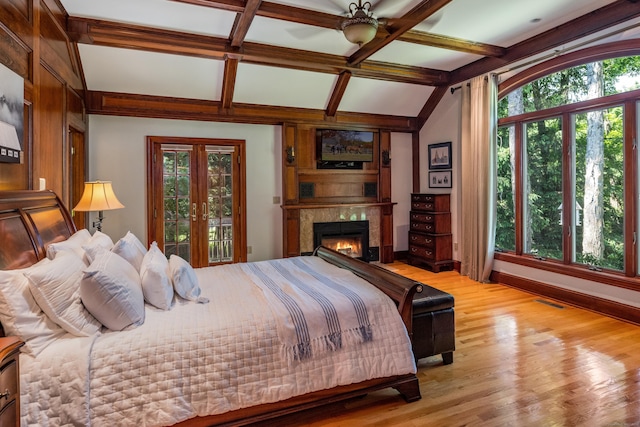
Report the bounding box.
[168,0,245,13]
[67,16,450,86]
[449,0,640,86]
[347,0,453,66]
[229,0,262,47]
[398,30,506,57]
[220,57,239,109]
[86,90,418,131]
[326,71,351,117]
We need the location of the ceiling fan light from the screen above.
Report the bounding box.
[341,17,378,46]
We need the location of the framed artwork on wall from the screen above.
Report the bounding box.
[428,141,451,170]
[0,63,24,163]
[429,170,452,188]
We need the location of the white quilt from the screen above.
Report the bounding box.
[20,256,416,426]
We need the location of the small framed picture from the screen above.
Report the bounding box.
[428,141,452,170]
[429,170,452,188]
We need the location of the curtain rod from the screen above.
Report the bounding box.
[449,20,640,95]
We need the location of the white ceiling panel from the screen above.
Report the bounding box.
[370,40,481,71]
[79,45,224,100]
[234,64,337,110]
[416,0,618,46]
[245,16,356,56]
[339,78,434,116]
[60,0,235,37]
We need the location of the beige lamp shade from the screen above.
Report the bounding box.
[74,181,124,212]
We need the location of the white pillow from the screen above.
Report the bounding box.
[25,252,101,337]
[0,260,66,356]
[82,231,114,264]
[45,229,92,260]
[80,250,145,331]
[139,242,173,310]
[169,255,207,303]
[112,231,147,272]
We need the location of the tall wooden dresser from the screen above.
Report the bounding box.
[408,193,454,272]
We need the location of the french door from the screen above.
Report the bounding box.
[147,137,246,267]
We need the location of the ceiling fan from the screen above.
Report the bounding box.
[286,0,442,47]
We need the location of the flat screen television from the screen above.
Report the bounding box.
[316,129,375,163]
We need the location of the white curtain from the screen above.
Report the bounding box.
[460,74,498,282]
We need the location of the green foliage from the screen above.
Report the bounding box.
[497,55,640,270]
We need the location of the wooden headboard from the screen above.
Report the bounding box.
[0,190,76,270]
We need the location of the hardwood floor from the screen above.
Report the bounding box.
[261,262,640,427]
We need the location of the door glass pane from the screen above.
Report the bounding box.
[163,150,191,262]
[496,125,516,252]
[573,106,624,271]
[523,118,563,260]
[207,151,234,263]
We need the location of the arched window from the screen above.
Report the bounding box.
[495,40,640,285]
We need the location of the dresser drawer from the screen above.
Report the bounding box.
[0,360,17,413]
[409,232,437,248]
[409,234,452,261]
[411,194,450,212]
[410,211,451,233]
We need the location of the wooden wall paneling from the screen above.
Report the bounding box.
[284,208,300,257]
[298,172,378,204]
[379,130,391,203]
[35,64,66,203]
[380,203,394,263]
[0,23,31,81]
[283,123,298,203]
[66,87,85,131]
[69,127,86,229]
[296,126,314,169]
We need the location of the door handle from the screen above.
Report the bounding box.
[192,203,197,221]
[202,202,207,221]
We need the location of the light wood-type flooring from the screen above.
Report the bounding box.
[261,261,640,427]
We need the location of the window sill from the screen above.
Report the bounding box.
[494,252,640,292]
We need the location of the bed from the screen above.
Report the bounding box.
[0,190,423,426]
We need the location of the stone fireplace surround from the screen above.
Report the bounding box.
[300,206,381,254]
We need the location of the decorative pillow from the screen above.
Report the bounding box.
[25,252,101,337]
[80,250,145,331]
[112,231,147,272]
[82,231,115,264]
[45,229,92,260]
[139,242,173,310]
[0,260,66,356]
[169,255,208,303]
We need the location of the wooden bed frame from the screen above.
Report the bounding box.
[0,190,423,426]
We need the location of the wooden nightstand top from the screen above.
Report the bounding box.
[0,338,23,361]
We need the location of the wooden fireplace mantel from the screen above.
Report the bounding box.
[281,124,395,263]
[281,202,396,210]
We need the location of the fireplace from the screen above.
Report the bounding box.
[313,220,370,262]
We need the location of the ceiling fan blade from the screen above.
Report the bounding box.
[369,0,397,17]
[286,26,332,40]
[323,0,349,15]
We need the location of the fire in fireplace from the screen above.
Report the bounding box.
[313,220,370,262]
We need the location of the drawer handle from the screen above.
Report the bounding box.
[0,389,10,400]
[426,225,433,231]
[426,216,432,221]
[426,239,432,244]
[411,247,417,252]
[411,236,417,241]
[426,251,432,256]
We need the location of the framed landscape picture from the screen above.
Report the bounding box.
[429,170,452,188]
[428,141,451,170]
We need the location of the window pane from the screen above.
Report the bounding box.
[496,125,516,251]
[163,150,191,263]
[524,118,563,260]
[207,151,234,263]
[573,106,624,271]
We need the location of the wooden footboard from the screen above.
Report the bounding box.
[314,245,424,336]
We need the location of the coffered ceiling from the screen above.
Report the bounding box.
[61,0,640,130]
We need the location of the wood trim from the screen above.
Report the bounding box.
[398,30,506,57]
[325,71,351,118]
[490,270,640,326]
[347,0,453,66]
[67,16,448,87]
[85,90,417,131]
[282,202,395,210]
[220,57,238,110]
[494,252,640,292]
[228,0,261,47]
[415,85,448,133]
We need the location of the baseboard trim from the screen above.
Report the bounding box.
[490,271,640,326]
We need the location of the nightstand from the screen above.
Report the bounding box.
[0,337,24,427]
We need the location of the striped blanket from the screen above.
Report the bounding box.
[241,256,378,362]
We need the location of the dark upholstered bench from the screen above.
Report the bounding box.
[412,285,455,364]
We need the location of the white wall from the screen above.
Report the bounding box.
[419,90,462,261]
[87,115,283,262]
[391,132,412,251]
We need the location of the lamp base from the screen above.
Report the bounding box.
[92,210,104,232]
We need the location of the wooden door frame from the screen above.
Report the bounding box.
[146,136,247,266]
